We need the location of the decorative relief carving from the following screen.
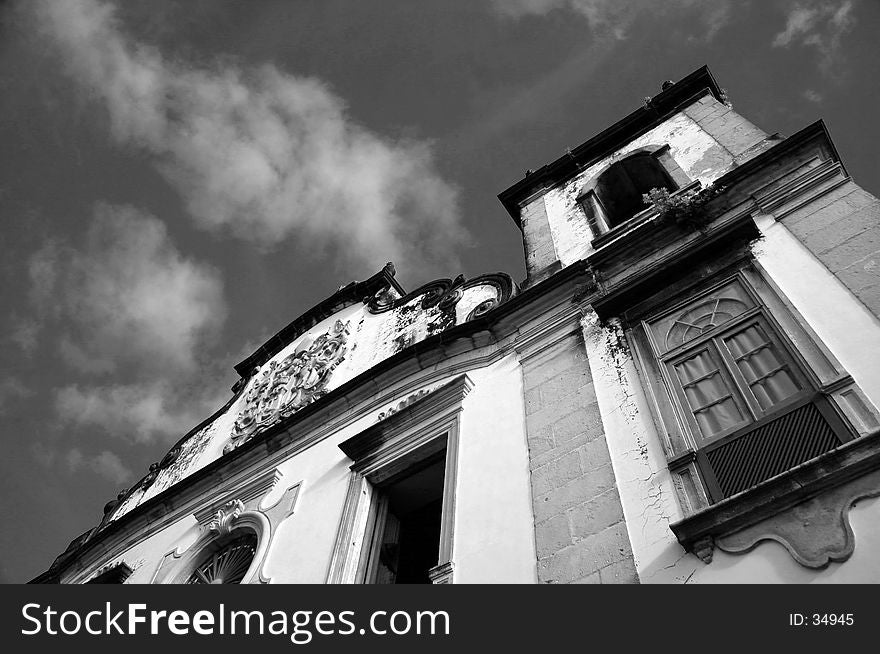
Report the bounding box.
[102,489,128,517]
[89,557,145,584]
[364,272,515,320]
[225,320,351,453]
[160,444,182,468]
[377,389,431,422]
[672,432,880,570]
[466,298,499,321]
[422,275,465,311]
[208,499,246,536]
[364,286,397,313]
[141,462,161,488]
[157,421,216,490]
[715,469,880,569]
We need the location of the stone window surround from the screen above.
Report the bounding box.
[152,503,270,585]
[576,144,692,243]
[624,256,880,567]
[326,375,472,584]
[148,468,301,585]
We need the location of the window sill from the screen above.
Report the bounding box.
[589,180,703,251]
[589,207,657,251]
[670,428,880,569]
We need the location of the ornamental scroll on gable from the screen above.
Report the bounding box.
[225,319,350,454]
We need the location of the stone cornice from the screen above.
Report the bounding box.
[234,262,403,377]
[30,264,588,583]
[338,375,473,465]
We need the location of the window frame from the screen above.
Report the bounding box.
[577,144,691,239]
[627,266,858,508]
[151,501,271,585]
[327,376,472,585]
[662,312,813,446]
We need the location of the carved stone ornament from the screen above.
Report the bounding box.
[225,320,350,453]
[141,462,161,488]
[160,444,182,468]
[207,499,245,536]
[364,285,397,313]
[376,389,431,422]
[421,274,465,311]
[714,468,880,569]
[466,298,499,321]
[671,430,880,570]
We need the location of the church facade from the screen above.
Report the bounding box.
[34,66,880,584]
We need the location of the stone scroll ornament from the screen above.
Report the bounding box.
[225,320,351,454]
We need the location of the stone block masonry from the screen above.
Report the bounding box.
[683,94,768,161]
[521,333,638,583]
[520,197,559,285]
[782,181,880,318]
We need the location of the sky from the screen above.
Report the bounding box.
[1,0,878,583]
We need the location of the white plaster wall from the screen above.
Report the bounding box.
[452,353,537,583]
[584,214,880,583]
[538,111,739,267]
[114,282,504,520]
[751,212,880,408]
[75,355,535,584]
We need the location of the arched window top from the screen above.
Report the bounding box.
[577,145,690,237]
[186,530,258,584]
[595,151,677,227]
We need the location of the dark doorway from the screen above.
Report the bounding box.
[368,455,446,584]
[595,152,677,227]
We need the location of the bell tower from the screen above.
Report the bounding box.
[499,67,772,286]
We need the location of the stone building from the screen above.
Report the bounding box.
[34,66,880,584]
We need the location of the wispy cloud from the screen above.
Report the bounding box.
[32,0,465,275]
[802,89,823,103]
[66,448,133,485]
[54,380,226,444]
[28,203,226,376]
[21,203,229,445]
[772,0,856,72]
[489,0,734,41]
[33,443,133,484]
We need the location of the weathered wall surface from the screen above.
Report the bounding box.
[110,278,510,522]
[778,180,880,318]
[520,197,558,284]
[66,356,535,584]
[521,332,636,584]
[752,212,880,410]
[586,211,880,583]
[519,93,771,275]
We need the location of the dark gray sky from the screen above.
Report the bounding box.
[1,0,878,583]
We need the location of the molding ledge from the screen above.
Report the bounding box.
[670,429,880,569]
[428,561,454,584]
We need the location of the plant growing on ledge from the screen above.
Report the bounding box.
[642,184,723,231]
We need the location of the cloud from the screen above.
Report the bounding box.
[54,380,225,444]
[33,442,133,484]
[491,0,638,36]
[21,203,236,445]
[66,448,133,485]
[0,377,33,415]
[772,0,856,71]
[802,89,823,103]
[32,0,465,275]
[489,0,733,41]
[28,203,226,375]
